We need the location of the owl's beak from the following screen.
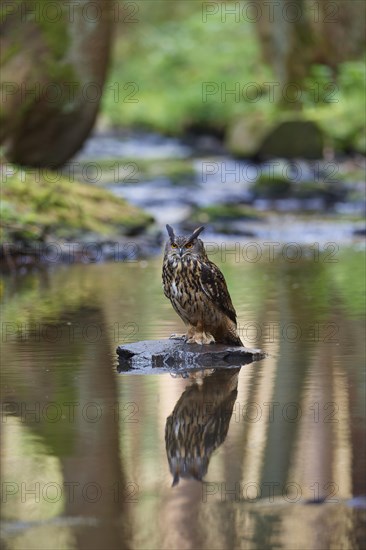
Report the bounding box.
[179,248,184,257]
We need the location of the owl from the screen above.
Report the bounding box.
[165,368,240,485]
[162,224,243,346]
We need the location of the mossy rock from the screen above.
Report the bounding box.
[252,175,293,199]
[71,158,196,186]
[226,113,268,158]
[252,175,347,204]
[1,165,154,244]
[227,115,324,159]
[190,204,262,224]
[147,159,196,185]
[294,180,346,203]
[259,121,323,159]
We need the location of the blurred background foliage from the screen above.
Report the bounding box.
[1,0,365,161]
[102,0,366,153]
[102,2,269,134]
[0,0,365,248]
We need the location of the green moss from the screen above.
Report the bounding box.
[1,165,154,243]
[190,204,262,224]
[252,175,293,199]
[0,42,21,66]
[294,180,345,201]
[72,158,196,186]
[37,0,70,61]
[333,168,365,184]
[1,0,77,126]
[251,174,348,203]
[145,158,195,185]
[46,61,78,91]
[37,3,78,107]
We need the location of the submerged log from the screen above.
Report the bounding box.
[116,339,266,374]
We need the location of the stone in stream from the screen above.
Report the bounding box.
[226,116,324,159]
[116,339,266,374]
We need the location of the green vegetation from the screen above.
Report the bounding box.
[302,61,366,153]
[102,5,271,134]
[252,175,293,199]
[102,5,365,153]
[1,165,154,243]
[251,174,347,203]
[190,204,262,224]
[72,157,196,186]
[132,158,195,185]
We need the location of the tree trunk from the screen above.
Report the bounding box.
[0,0,114,167]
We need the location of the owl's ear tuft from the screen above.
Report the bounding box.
[187,226,205,243]
[166,224,175,241]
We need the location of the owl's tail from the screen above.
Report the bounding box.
[225,334,244,347]
[218,327,243,347]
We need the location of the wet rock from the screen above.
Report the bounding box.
[353,228,366,237]
[226,116,323,160]
[116,339,266,374]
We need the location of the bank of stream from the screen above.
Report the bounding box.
[2,130,365,268]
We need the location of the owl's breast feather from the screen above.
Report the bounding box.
[171,280,179,297]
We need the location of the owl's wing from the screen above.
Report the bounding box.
[199,261,237,325]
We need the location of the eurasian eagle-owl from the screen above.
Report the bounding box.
[165,368,240,485]
[162,225,243,346]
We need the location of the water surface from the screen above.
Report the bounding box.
[1,248,365,549]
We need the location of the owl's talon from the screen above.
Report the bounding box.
[186,332,215,345]
[169,371,189,378]
[169,333,187,341]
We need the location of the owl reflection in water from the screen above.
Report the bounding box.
[165,369,239,485]
[162,225,243,346]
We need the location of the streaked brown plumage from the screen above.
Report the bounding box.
[162,224,243,346]
[165,369,240,485]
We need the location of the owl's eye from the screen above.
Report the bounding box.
[185,243,193,249]
[171,243,178,248]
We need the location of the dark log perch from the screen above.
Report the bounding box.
[116,339,266,374]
